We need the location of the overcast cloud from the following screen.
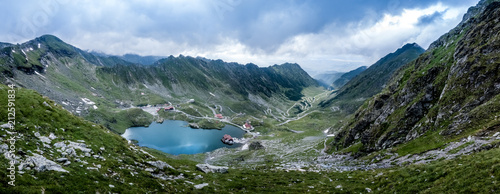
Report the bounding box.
[0,0,479,74]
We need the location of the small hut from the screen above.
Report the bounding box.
[221,134,234,145]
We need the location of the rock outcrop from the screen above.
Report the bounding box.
[196,164,228,174]
[24,154,68,173]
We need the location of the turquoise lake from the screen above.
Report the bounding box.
[122,120,246,155]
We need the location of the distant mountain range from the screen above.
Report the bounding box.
[0,35,318,132]
[319,43,425,113]
[89,51,165,66]
[330,66,367,90]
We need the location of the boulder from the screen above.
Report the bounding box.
[196,164,228,174]
[25,154,68,173]
[147,161,173,169]
[0,123,11,128]
[249,141,264,150]
[194,183,209,189]
[189,123,200,129]
[48,133,57,140]
[56,158,68,163]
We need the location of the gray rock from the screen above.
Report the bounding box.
[0,144,8,154]
[65,148,77,157]
[18,163,29,171]
[189,123,200,129]
[196,164,228,174]
[249,141,264,150]
[38,136,52,144]
[0,123,11,128]
[42,101,51,107]
[63,161,71,166]
[48,133,57,140]
[25,154,68,173]
[56,158,68,163]
[54,142,67,149]
[147,161,173,170]
[194,183,209,189]
[145,168,154,172]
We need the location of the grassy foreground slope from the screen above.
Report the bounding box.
[1,83,499,193]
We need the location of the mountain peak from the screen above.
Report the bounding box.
[397,43,425,54]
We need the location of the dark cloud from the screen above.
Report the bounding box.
[0,0,480,72]
[417,11,445,26]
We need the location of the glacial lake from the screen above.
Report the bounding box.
[122,120,245,155]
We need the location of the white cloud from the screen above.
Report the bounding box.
[1,0,476,73]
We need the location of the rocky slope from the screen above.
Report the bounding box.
[331,0,500,154]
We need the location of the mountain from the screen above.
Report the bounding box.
[313,71,345,89]
[320,43,424,113]
[330,0,500,154]
[119,54,164,65]
[331,66,367,90]
[0,35,318,132]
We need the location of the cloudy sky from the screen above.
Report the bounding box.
[0,0,479,74]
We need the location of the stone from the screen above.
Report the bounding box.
[54,142,67,149]
[18,163,29,171]
[0,123,11,128]
[42,101,51,107]
[48,133,57,140]
[189,123,200,129]
[145,168,154,172]
[194,183,209,189]
[249,141,264,150]
[493,132,500,137]
[196,164,228,174]
[56,158,68,163]
[0,144,8,153]
[25,154,68,173]
[38,136,52,144]
[147,161,173,170]
[63,161,71,166]
[65,148,77,157]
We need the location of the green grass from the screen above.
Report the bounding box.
[2,82,500,193]
[449,141,475,154]
[85,107,153,133]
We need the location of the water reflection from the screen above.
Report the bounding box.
[122,120,245,155]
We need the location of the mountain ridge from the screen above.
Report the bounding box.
[0,34,319,132]
[320,43,425,113]
[330,0,500,154]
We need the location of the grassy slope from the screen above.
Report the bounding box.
[1,71,499,192]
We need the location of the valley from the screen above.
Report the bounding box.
[1,0,500,193]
